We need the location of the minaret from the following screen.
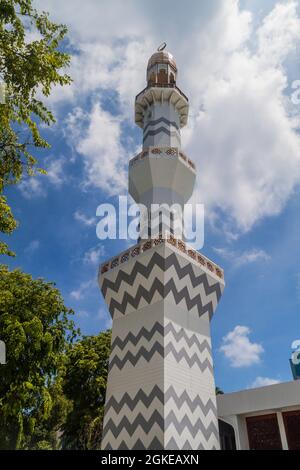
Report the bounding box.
[99,46,225,450]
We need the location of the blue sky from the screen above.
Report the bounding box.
[2,0,300,393]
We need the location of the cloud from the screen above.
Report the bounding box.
[74,210,96,227]
[214,247,270,267]
[220,325,264,367]
[65,103,128,195]
[70,278,96,300]
[77,309,90,319]
[185,0,300,233]
[236,249,270,266]
[83,244,105,265]
[24,239,40,254]
[19,177,46,199]
[35,0,300,233]
[250,376,280,388]
[257,1,300,66]
[45,156,66,186]
[19,156,66,198]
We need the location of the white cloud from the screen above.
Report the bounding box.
[65,103,128,195]
[185,0,300,233]
[24,239,40,254]
[19,156,66,198]
[70,278,96,300]
[236,249,270,266]
[220,325,264,367]
[19,177,46,199]
[45,156,65,186]
[74,210,96,227]
[250,376,280,388]
[83,244,105,265]
[214,247,270,267]
[36,0,300,233]
[257,1,300,66]
[77,309,90,318]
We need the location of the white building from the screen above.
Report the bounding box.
[217,380,300,450]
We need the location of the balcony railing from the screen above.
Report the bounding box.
[135,83,189,103]
[100,237,224,280]
[129,147,196,171]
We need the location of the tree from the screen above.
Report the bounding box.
[0,1,71,255]
[0,195,17,256]
[62,331,111,450]
[27,369,73,450]
[0,265,78,449]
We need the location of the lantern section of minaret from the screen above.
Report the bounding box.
[99,47,225,450]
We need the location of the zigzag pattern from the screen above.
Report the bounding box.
[102,410,218,443]
[165,343,213,372]
[164,425,220,450]
[103,437,163,450]
[103,437,217,451]
[165,411,218,439]
[111,322,163,350]
[102,251,222,294]
[105,385,217,415]
[109,342,163,370]
[101,252,221,296]
[108,340,213,372]
[143,127,181,143]
[101,252,222,320]
[165,437,217,451]
[140,224,184,241]
[101,250,222,450]
[108,277,217,318]
[105,385,163,413]
[143,117,180,133]
[103,410,164,438]
[165,386,217,414]
[110,321,212,355]
[165,438,202,450]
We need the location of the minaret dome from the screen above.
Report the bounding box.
[147,50,177,85]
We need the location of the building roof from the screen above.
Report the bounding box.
[217,380,300,417]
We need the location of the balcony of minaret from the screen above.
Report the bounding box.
[99,237,224,286]
[135,50,189,129]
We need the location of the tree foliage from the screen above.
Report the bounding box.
[0,265,78,449]
[61,332,111,450]
[0,0,71,254]
[0,195,17,256]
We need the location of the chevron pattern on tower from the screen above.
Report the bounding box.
[108,320,213,372]
[100,243,223,320]
[101,295,221,450]
[102,382,220,450]
[143,115,181,147]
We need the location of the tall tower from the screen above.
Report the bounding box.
[99,47,225,450]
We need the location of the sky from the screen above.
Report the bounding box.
[3,0,300,392]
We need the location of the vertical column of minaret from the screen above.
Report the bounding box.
[99,48,225,450]
[134,53,187,242]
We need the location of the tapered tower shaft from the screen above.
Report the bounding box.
[99,48,225,450]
